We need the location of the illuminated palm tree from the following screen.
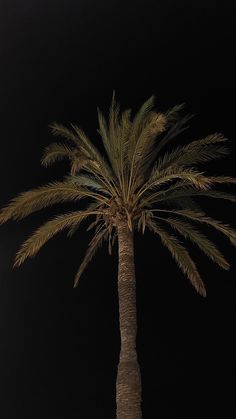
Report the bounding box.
[1,94,236,418]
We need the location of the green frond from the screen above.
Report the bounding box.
[73,226,109,287]
[14,210,98,267]
[68,174,109,194]
[147,219,206,296]
[0,181,87,223]
[155,216,230,270]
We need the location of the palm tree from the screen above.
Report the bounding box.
[1,94,236,418]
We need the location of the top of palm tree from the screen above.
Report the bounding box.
[1,93,236,296]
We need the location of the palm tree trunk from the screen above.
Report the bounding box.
[116,220,142,418]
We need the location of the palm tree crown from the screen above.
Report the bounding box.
[1,94,236,296]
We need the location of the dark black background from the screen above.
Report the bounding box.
[0,1,235,418]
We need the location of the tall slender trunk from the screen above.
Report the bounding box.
[116,220,142,419]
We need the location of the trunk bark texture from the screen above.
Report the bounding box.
[116,220,142,419]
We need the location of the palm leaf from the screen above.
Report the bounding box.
[137,169,212,204]
[155,133,228,175]
[153,209,236,245]
[68,174,109,194]
[0,181,88,223]
[147,219,206,296]
[41,142,78,167]
[159,189,236,204]
[155,216,230,270]
[152,112,195,158]
[14,210,98,267]
[73,226,109,287]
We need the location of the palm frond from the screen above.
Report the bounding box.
[158,189,236,204]
[164,103,186,124]
[153,209,236,245]
[209,176,236,184]
[68,174,109,194]
[136,169,212,204]
[155,133,228,175]
[153,112,195,157]
[41,142,77,167]
[147,219,206,296]
[0,181,88,223]
[155,216,230,270]
[129,96,155,150]
[50,121,114,184]
[49,122,84,148]
[73,226,109,287]
[164,196,202,211]
[128,112,167,191]
[14,210,99,267]
[67,201,101,238]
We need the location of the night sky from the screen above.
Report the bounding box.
[0,1,236,418]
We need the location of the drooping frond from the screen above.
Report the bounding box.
[0,181,89,223]
[152,209,236,245]
[147,218,206,296]
[73,225,109,288]
[14,210,100,267]
[155,216,230,270]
